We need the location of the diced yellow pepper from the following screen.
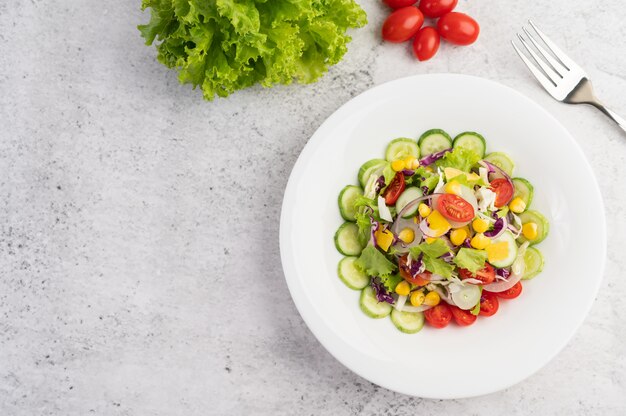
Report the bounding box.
[472,218,489,233]
[410,290,425,306]
[404,157,418,170]
[424,291,441,306]
[391,160,406,172]
[450,228,468,246]
[443,167,481,182]
[470,233,491,249]
[398,228,415,244]
[509,197,527,213]
[426,210,451,238]
[486,241,509,263]
[418,203,431,218]
[444,180,462,195]
[374,228,394,251]
[395,281,410,296]
[522,222,538,240]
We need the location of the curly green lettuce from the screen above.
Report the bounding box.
[138,0,367,100]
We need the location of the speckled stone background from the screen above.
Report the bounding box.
[1,0,625,414]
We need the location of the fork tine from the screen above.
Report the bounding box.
[511,40,557,92]
[528,20,576,71]
[522,27,565,78]
[516,34,560,84]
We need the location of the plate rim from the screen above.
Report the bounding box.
[279,73,607,399]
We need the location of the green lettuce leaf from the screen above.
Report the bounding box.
[380,273,403,293]
[454,248,487,274]
[436,147,481,172]
[409,239,450,259]
[355,246,397,277]
[354,209,372,248]
[423,256,454,278]
[139,0,367,100]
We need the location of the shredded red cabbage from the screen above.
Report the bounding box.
[374,175,386,194]
[402,169,415,176]
[441,251,454,263]
[371,278,394,304]
[421,186,430,195]
[462,238,472,248]
[419,148,452,166]
[496,268,511,278]
[409,252,425,277]
[484,217,505,238]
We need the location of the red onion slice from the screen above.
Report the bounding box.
[482,272,523,293]
[479,160,514,206]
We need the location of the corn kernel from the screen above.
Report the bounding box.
[395,280,410,296]
[410,290,425,307]
[444,180,461,195]
[391,160,406,172]
[424,291,441,306]
[398,228,415,244]
[509,197,527,213]
[425,237,437,244]
[450,228,468,246]
[418,203,431,218]
[472,218,489,233]
[470,233,491,249]
[522,222,538,240]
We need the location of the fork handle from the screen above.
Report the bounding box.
[590,102,626,133]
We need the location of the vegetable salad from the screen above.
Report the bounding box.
[335,129,548,332]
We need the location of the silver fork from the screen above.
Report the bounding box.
[512,20,626,133]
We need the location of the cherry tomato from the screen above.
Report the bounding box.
[398,255,431,285]
[412,27,440,61]
[419,0,458,18]
[479,292,499,317]
[489,178,514,207]
[382,7,424,43]
[384,0,417,9]
[437,12,480,46]
[424,303,452,328]
[493,281,523,299]
[436,194,474,222]
[459,264,496,285]
[383,172,406,205]
[450,305,477,326]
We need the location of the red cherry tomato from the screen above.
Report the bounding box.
[384,0,417,9]
[382,7,424,43]
[383,172,406,205]
[493,281,523,299]
[424,303,452,328]
[437,12,480,46]
[450,306,477,326]
[436,194,474,222]
[419,0,458,18]
[412,27,440,61]
[459,264,496,285]
[399,255,431,285]
[489,178,514,207]
[479,292,499,317]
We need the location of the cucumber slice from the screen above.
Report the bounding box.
[512,178,534,208]
[484,152,515,176]
[486,231,518,268]
[452,132,486,158]
[390,309,424,334]
[334,222,364,256]
[360,286,392,319]
[521,247,545,280]
[396,187,423,218]
[338,257,370,289]
[385,138,420,162]
[358,159,388,188]
[338,185,363,221]
[517,210,550,245]
[418,129,452,157]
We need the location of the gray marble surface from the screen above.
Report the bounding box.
[1,0,625,414]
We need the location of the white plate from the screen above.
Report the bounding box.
[279,74,606,399]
